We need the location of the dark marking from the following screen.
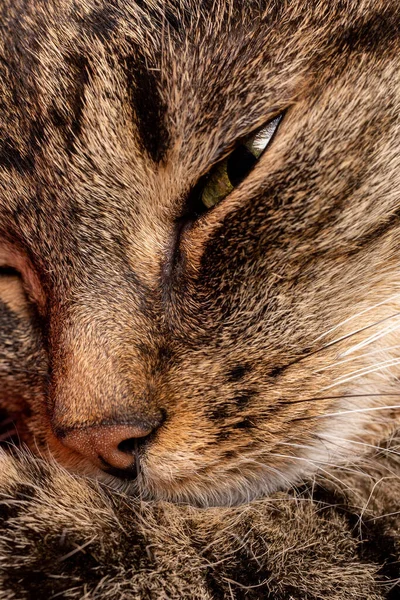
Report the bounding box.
[63,53,92,155]
[209,403,231,420]
[232,418,256,430]
[224,450,237,459]
[232,388,256,408]
[268,365,285,378]
[226,363,251,382]
[133,1,184,33]
[0,119,45,174]
[125,52,170,162]
[216,429,231,442]
[339,10,400,56]
[85,6,119,41]
[0,137,34,174]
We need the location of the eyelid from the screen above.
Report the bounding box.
[202,113,284,178]
[181,112,284,222]
[0,243,46,313]
[200,114,283,203]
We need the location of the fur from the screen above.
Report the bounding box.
[0,432,399,598]
[1,1,400,597]
[1,0,400,506]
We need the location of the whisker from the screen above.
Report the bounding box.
[277,312,400,374]
[322,358,400,390]
[312,434,400,457]
[293,404,400,421]
[267,452,366,491]
[315,345,400,372]
[278,392,400,406]
[313,294,400,343]
[340,319,400,357]
[320,312,400,352]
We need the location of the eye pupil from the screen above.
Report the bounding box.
[226,145,258,188]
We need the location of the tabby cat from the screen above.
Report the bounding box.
[0,0,399,507]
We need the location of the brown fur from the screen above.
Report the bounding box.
[1,0,400,509]
[0,433,399,598]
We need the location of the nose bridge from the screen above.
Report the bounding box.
[48,298,158,433]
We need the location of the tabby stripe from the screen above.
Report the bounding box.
[125,51,170,163]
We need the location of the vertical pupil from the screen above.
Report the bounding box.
[226,146,258,187]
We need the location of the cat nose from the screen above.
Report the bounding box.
[60,418,162,476]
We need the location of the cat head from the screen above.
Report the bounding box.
[0,0,399,505]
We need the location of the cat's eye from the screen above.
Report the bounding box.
[200,114,283,210]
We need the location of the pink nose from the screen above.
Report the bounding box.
[61,423,155,474]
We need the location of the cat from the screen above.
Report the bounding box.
[0,0,399,507]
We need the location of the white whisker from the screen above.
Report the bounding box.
[306,404,400,419]
[316,345,400,372]
[319,312,400,353]
[340,319,400,357]
[321,358,400,390]
[313,294,400,343]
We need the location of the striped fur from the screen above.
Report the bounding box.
[0,1,399,508]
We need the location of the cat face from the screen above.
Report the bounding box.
[0,0,399,505]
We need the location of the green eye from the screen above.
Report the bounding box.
[201,114,282,210]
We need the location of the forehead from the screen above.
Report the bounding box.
[0,0,397,278]
[0,1,369,160]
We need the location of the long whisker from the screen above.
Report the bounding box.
[267,452,367,491]
[268,450,371,477]
[293,404,400,421]
[322,358,400,390]
[278,392,400,406]
[313,294,400,343]
[274,311,400,375]
[340,319,400,357]
[311,434,400,457]
[316,345,400,372]
[319,312,400,353]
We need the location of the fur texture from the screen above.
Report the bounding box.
[0,1,400,597]
[0,432,399,599]
[1,0,400,506]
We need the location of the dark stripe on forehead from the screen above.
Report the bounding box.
[338,9,400,55]
[125,51,170,163]
[0,118,45,175]
[0,137,34,174]
[64,53,91,156]
[84,5,120,41]
[50,52,92,156]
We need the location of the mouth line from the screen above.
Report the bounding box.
[99,455,139,481]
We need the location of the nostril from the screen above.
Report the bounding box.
[118,437,139,454]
